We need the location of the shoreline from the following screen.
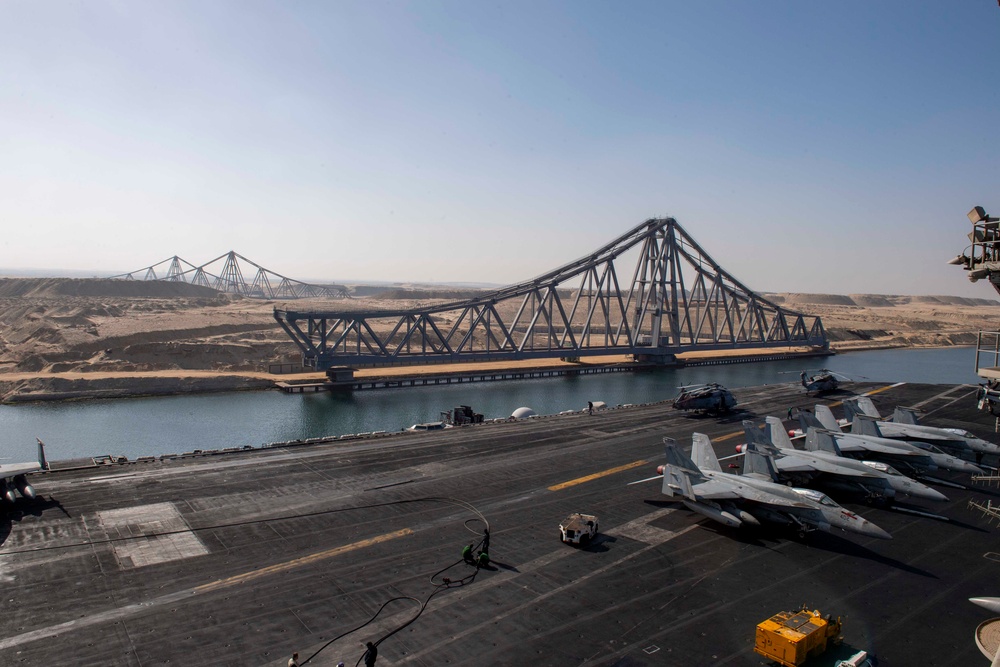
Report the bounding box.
[0,342,940,404]
[0,342,975,405]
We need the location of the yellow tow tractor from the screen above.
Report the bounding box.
[754,607,843,667]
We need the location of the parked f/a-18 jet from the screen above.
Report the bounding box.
[845,396,1000,462]
[657,434,892,540]
[739,418,947,503]
[799,405,983,475]
[1,438,48,504]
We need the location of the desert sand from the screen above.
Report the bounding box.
[0,277,998,402]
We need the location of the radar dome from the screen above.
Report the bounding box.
[510,407,536,420]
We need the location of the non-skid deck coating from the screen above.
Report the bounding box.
[1,382,998,667]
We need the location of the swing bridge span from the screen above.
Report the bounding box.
[274,217,828,370]
[111,251,351,299]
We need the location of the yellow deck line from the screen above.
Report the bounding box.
[195,528,413,594]
[862,383,903,396]
[548,460,649,491]
[827,382,902,408]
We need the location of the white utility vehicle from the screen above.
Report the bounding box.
[559,513,599,545]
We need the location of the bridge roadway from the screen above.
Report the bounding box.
[0,381,997,666]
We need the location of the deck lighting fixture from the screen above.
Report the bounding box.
[969,206,1000,224]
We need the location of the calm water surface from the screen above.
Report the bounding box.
[0,347,981,462]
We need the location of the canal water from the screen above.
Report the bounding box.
[0,347,983,462]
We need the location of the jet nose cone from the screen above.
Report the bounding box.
[861,520,892,540]
[905,484,949,502]
[920,487,949,502]
[971,597,1000,613]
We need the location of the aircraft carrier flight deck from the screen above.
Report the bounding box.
[1,381,997,666]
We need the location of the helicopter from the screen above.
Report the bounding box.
[671,383,737,414]
[798,369,851,394]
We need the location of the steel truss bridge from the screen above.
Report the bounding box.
[275,217,828,369]
[112,251,350,299]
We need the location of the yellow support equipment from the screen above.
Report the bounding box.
[754,607,842,667]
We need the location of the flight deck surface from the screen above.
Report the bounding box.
[1,381,997,666]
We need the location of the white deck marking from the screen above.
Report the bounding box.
[910,385,979,412]
[97,502,208,569]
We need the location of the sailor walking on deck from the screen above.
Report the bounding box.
[364,641,378,666]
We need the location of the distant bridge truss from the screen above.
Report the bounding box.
[112,251,350,299]
[274,217,828,369]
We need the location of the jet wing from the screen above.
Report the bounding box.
[736,485,814,508]
[789,454,880,478]
[700,473,815,508]
[834,435,921,456]
[828,438,866,454]
[877,422,954,441]
[773,457,822,474]
[689,479,742,500]
[0,461,42,478]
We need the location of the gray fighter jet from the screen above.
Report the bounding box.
[743,418,947,503]
[740,419,894,501]
[845,397,1000,461]
[1,438,48,504]
[802,406,982,475]
[658,434,892,540]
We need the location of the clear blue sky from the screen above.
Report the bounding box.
[2,1,999,296]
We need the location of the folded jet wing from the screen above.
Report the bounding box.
[802,414,981,475]
[845,398,1000,458]
[0,438,48,503]
[745,418,944,503]
[659,434,891,539]
[800,427,948,502]
[751,419,890,494]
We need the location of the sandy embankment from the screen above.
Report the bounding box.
[0,279,997,402]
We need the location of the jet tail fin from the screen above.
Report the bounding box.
[742,441,780,481]
[742,420,779,456]
[691,433,723,472]
[764,416,795,449]
[843,399,861,423]
[893,406,921,425]
[850,414,884,438]
[797,410,825,434]
[36,438,48,471]
[662,438,701,499]
[854,395,882,419]
[805,429,843,455]
[813,405,842,431]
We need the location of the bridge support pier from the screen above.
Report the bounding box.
[325,367,357,383]
[633,352,678,365]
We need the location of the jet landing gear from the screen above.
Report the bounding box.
[789,516,813,540]
[867,494,893,509]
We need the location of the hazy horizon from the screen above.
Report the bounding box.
[1,265,997,302]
